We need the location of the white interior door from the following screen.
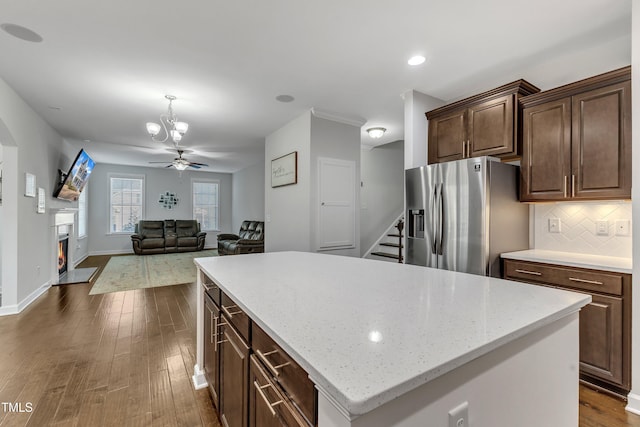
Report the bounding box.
[318,158,356,250]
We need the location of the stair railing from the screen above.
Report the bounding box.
[396,219,404,263]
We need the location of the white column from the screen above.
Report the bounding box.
[626,0,640,414]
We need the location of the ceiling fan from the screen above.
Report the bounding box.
[149,149,209,170]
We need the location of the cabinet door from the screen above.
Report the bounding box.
[571,81,631,200]
[219,318,250,427]
[428,109,466,164]
[520,98,572,201]
[579,294,623,386]
[468,94,514,157]
[204,295,220,408]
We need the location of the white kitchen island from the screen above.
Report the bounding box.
[192,251,591,427]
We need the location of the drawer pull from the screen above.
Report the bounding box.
[211,315,218,345]
[256,349,291,376]
[569,277,603,286]
[515,269,542,276]
[253,381,283,416]
[222,304,243,317]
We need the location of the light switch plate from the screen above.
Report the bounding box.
[596,220,609,236]
[615,219,630,236]
[548,218,561,233]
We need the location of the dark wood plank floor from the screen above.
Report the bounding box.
[0,254,637,426]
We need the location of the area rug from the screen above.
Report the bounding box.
[89,249,218,295]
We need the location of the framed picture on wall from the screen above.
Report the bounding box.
[271,151,297,188]
[25,173,36,197]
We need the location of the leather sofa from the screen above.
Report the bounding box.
[131,220,206,255]
[217,220,264,255]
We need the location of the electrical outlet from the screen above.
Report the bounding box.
[548,218,561,233]
[596,220,609,236]
[449,401,469,427]
[615,219,630,236]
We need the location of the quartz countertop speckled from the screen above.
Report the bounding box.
[501,249,632,274]
[194,251,590,417]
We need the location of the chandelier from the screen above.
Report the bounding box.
[146,95,189,145]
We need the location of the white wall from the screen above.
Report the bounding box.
[231,161,265,232]
[310,114,362,257]
[360,140,404,256]
[403,90,445,169]
[264,112,312,252]
[532,202,632,258]
[626,0,640,414]
[88,163,232,255]
[0,76,73,312]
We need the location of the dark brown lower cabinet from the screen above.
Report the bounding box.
[249,355,308,427]
[579,294,623,386]
[219,314,250,427]
[503,259,631,395]
[204,293,220,408]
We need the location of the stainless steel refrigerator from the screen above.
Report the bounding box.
[405,157,529,277]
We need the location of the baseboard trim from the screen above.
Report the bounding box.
[89,249,134,256]
[626,392,640,415]
[192,364,208,390]
[0,281,51,316]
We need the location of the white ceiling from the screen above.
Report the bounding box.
[0,0,631,173]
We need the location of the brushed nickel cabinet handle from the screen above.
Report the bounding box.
[256,349,290,376]
[211,315,217,345]
[253,381,282,416]
[467,140,471,158]
[569,277,603,285]
[563,176,568,198]
[515,269,542,276]
[571,175,576,198]
[462,140,466,158]
[222,304,243,317]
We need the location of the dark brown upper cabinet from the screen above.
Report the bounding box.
[520,67,631,202]
[426,80,540,164]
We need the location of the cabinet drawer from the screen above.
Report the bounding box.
[504,260,623,296]
[221,292,250,342]
[253,324,317,425]
[203,274,221,306]
[250,355,309,427]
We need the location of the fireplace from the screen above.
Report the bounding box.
[58,235,69,277]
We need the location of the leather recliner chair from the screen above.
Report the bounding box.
[217,220,264,255]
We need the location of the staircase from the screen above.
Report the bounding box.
[370,218,404,263]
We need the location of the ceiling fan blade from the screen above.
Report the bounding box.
[189,162,209,167]
[188,164,202,169]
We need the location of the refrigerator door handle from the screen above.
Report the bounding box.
[431,184,438,254]
[437,183,444,255]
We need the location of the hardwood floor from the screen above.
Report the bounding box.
[0,254,637,426]
[0,255,220,427]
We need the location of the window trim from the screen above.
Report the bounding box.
[108,173,145,235]
[192,178,220,232]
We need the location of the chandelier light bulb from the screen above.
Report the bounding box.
[146,122,161,136]
[174,121,188,134]
[170,129,183,142]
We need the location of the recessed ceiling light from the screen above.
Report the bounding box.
[276,94,295,103]
[1,23,43,43]
[408,55,426,66]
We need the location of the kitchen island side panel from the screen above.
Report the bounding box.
[319,312,580,427]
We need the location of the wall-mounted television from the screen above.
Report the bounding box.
[53,149,95,202]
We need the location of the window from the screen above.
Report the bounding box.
[110,175,144,233]
[77,187,87,238]
[193,180,219,231]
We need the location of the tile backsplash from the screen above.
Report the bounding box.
[533,202,632,258]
